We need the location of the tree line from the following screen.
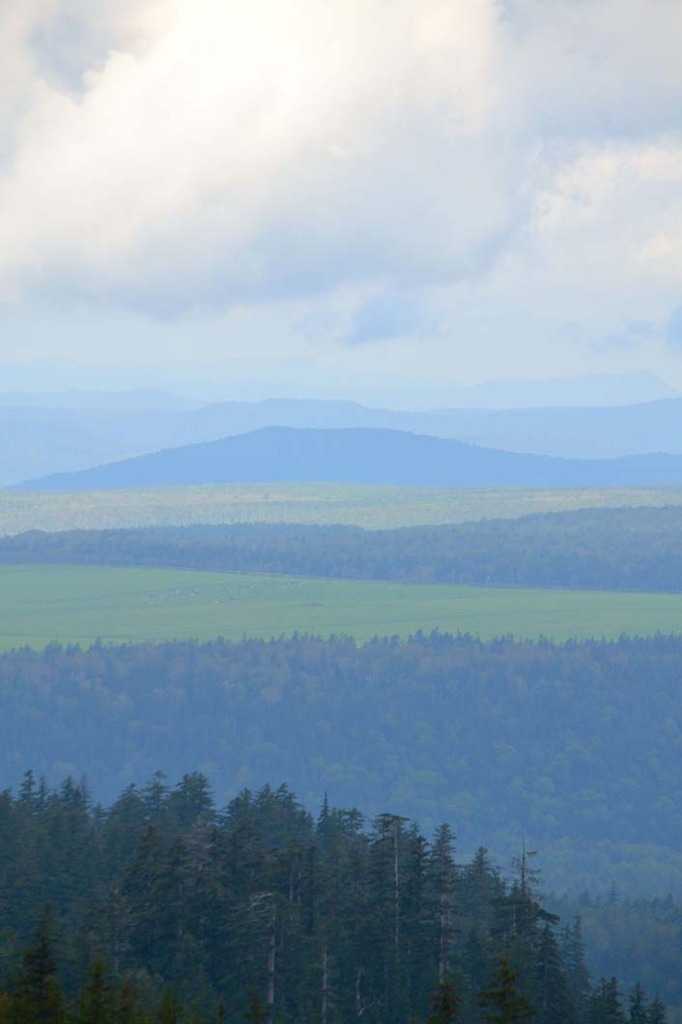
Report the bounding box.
[0,774,669,1024]
[2,632,682,892]
[3,506,682,591]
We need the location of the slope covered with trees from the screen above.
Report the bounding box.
[2,633,682,892]
[0,774,671,1023]
[4,505,682,592]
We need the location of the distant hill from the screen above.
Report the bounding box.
[187,396,682,460]
[6,506,682,592]
[422,397,682,459]
[3,395,682,486]
[18,426,682,491]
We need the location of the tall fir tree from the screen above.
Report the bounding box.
[10,914,67,1024]
[628,983,648,1024]
[647,995,668,1024]
[427,974,462,1024]
[589,978,626,1024]
[75,958,113,1024]
[479,957,535,1024]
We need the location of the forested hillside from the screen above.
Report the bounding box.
[0,775,672,1023]
[551,892,682,1012]
[5,505,682,591]
[2,633,682,893]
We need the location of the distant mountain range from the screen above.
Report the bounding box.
[2,395,682,487]
[18,426,682,491]
[410,370,680,408]
[2,368,675,408]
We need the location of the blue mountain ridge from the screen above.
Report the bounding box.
[17,426,682,490]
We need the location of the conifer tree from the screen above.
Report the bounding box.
[589,978,626,1024]
[10,915,67,1024]
[461,928,494,1024]
[427,974,462,1024]
[479,957,535,1024]
[560,918,591,1024]
[76,958,113,1024]
[532,926,573,1024]
[111,978,145,1024]
[647,995,667,1024]
[628,983,648,1024]
[428,824,457,983]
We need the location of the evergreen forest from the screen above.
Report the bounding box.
[3,506,682,592]
[3,632,682,891]
[0,773,671,1024]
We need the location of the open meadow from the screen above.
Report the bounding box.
[2,563,682,650]
[2,482,682,533]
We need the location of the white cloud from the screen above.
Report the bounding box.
[0,0,520,307]
[488,139,682,327]
[0,0,681,382]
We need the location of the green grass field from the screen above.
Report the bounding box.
[2,564,682,651]
[3,483,682,535]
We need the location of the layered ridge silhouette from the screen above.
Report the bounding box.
[18,426,682,490]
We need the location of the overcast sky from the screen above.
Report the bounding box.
[1,0,682,401]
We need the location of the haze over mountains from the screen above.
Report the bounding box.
[1,368,675,407]
[19,425,682,491]
[3,391,682,487]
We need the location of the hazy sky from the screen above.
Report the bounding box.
[1,0,682,399]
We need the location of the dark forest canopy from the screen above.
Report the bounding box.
[2,632,682,893]
[3,505,682,591]
[0,773,674,1023]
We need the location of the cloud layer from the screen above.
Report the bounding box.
[1,0,681,381]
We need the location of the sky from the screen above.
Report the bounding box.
[1,0,682,403]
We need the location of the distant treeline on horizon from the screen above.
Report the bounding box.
[3,504,682,591]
